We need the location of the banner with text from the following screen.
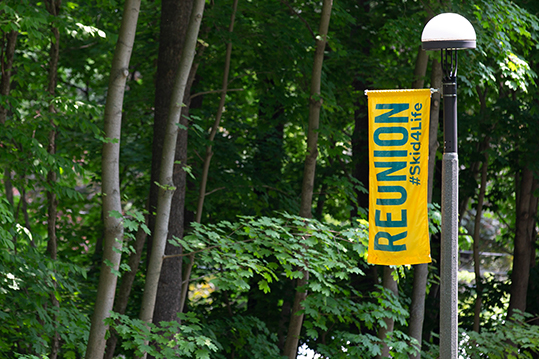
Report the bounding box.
[366,89,432,265]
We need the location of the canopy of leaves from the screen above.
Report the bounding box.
[1,0,539,357]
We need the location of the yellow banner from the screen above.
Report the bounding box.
[366,89,432,265]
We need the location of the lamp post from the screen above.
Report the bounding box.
[421,13,476,359]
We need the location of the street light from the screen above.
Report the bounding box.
[421,13,476,359]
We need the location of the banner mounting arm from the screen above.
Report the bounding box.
[364,88,439,96]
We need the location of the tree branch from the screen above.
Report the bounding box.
[279,0,316,40]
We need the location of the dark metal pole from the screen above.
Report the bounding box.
[440,48,459,359]
[443,83,457,153]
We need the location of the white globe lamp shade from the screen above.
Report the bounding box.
[421,13,476,50]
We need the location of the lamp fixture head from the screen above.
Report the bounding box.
[421,13,476,50]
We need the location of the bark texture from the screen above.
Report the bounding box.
[150,0,194,339]
[104,216,148,359]
[377,266,399,359]
[350,0,371,217]
[412,46,429,89]
[84,1,141,358]
[195,0,238,223]
[0,30,18,208]
[0,30,17,125]
[177,0,238,318]
[45,1,61,357]
[507,167,538,318]
[137,3,205,358]
[427,59,442,203]
[408,57,442,359]
[147,0,194,259]
[472,153,488,332]
[45,0,61,261]
[283,1,332,357]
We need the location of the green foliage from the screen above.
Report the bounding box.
[458,312,539,358]
[428,202,441,235]
[459,274,511,331]
[2,0,539,358]
[108,311,284,359]
[0,248,89,357]
[0,198,15,249]
[206,315,282,359]
[107,312,218,359]
[317,329,419,359]
[173,213,366,298]
[306,286,420,358]
[174,214,422,356]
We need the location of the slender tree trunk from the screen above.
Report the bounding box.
[150,0,194,343]
[4,169,13,207]
[137,2,205,358]
[421,58,444,346]
[104,216,148,359]
[147,0,194,262]
[44,1,61,357]
[468,88,490,332]
[378,266,399,358]
[195,0,238,224]
[412,46,429,89]
[282,1,332,358]
[351,78,369,214]
[84,2,141,358]
[107,2,203,354]
[350,0,371,218]
[408,57,441,358]
[168,58,202,318]
[507,167,538,318]
[296,0,332,219]
[176,0,239,315]
[472,151,488,332]
[427,59,442,204]
[458,86,489,222]
[45,0,60,261]
[0,30,17,125]
[377,265,398,359]
[0,30,17,208]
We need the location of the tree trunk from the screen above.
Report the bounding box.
[427,59,442,204]
[282,1,332,357]
[195,0,237,224]
[150,0,194,340]
[104,215,148,359]
[147,0,194,262]
[351,77,369,215]
[172,59,202,317]
[0,30,18,209]
[45,1,61,357]
[350,0,372,218]
[0,30,17,125]
[412,45,429,89]
[377,266,399,358]
[408,57,441,358]
[472,151,488,332]
[45,0,60,261]
[507,167,538,318]
[471,88,491,333]
[458,86,489,223]
[176,0,239,317]
[84,1,141,358]
[106,1,203,353]
[136,2,205,358]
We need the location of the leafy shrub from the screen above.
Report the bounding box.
[0,248,89,358]
[459,311,539,358]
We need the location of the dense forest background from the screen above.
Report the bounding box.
[1,0,539,358]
